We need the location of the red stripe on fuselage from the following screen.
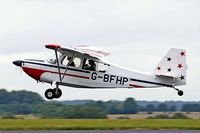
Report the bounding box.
[50,71,89,79]
[22,67,89,80]
[129,84,144,88]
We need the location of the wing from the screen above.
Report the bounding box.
[73,45,110,58]
[45,44,110,59]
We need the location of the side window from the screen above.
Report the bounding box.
[61,56,69,66]
[73,57,81,67]
[83,59,96,71]
[61,56,81,68]
[96,62,109,72]
[83,59,109,72]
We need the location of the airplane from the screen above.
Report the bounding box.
[13,44,187,100]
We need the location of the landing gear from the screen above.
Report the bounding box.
[173,87,184,96]
[44,88,62,100]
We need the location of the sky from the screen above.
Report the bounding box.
[0,0,200,101]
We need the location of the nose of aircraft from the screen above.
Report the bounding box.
[12,60,23,67]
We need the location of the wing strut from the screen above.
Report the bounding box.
[53,48,64,98]
[54,47,74,82]
[61,54,74,81]
[55,49,62,82]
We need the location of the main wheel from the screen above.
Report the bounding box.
[54,88,62,99]
[178,90,184,96]
[45,89,55,100]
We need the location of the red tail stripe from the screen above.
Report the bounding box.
[129,84,144,88]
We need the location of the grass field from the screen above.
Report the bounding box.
[0,119,200,130]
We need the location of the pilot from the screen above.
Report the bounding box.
[84,59,96,71]
[67,56,75,67]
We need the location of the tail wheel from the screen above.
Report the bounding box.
[45,89,54,100]
[178,90,184,96]
[54,88,62,99]
[173,87,184,96]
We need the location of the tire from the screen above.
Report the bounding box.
[178,90,184,96]
[45,89,54,100]
[54,88,62,99]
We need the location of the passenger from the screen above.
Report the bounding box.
[84,59,96,71]
[67,56,75,67]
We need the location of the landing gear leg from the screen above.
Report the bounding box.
[173,87,184,96]
[54,85,62,99]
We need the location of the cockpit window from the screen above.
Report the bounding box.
[96,62,109,72]
[83,58,109,72]
[61,56,81,68]
[83,59,96,71]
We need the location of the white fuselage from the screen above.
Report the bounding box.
[21,58,178,89]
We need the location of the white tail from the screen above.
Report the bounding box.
[155,48,187,85]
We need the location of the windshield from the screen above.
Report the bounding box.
[46,54,56,64]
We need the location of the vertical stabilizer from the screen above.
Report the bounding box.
[155,48,186,85]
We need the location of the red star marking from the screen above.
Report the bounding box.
[157,66,161,71]
[177,64,183,69]
[180,51,185,56]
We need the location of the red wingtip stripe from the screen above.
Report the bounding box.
[45,44,61,49]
